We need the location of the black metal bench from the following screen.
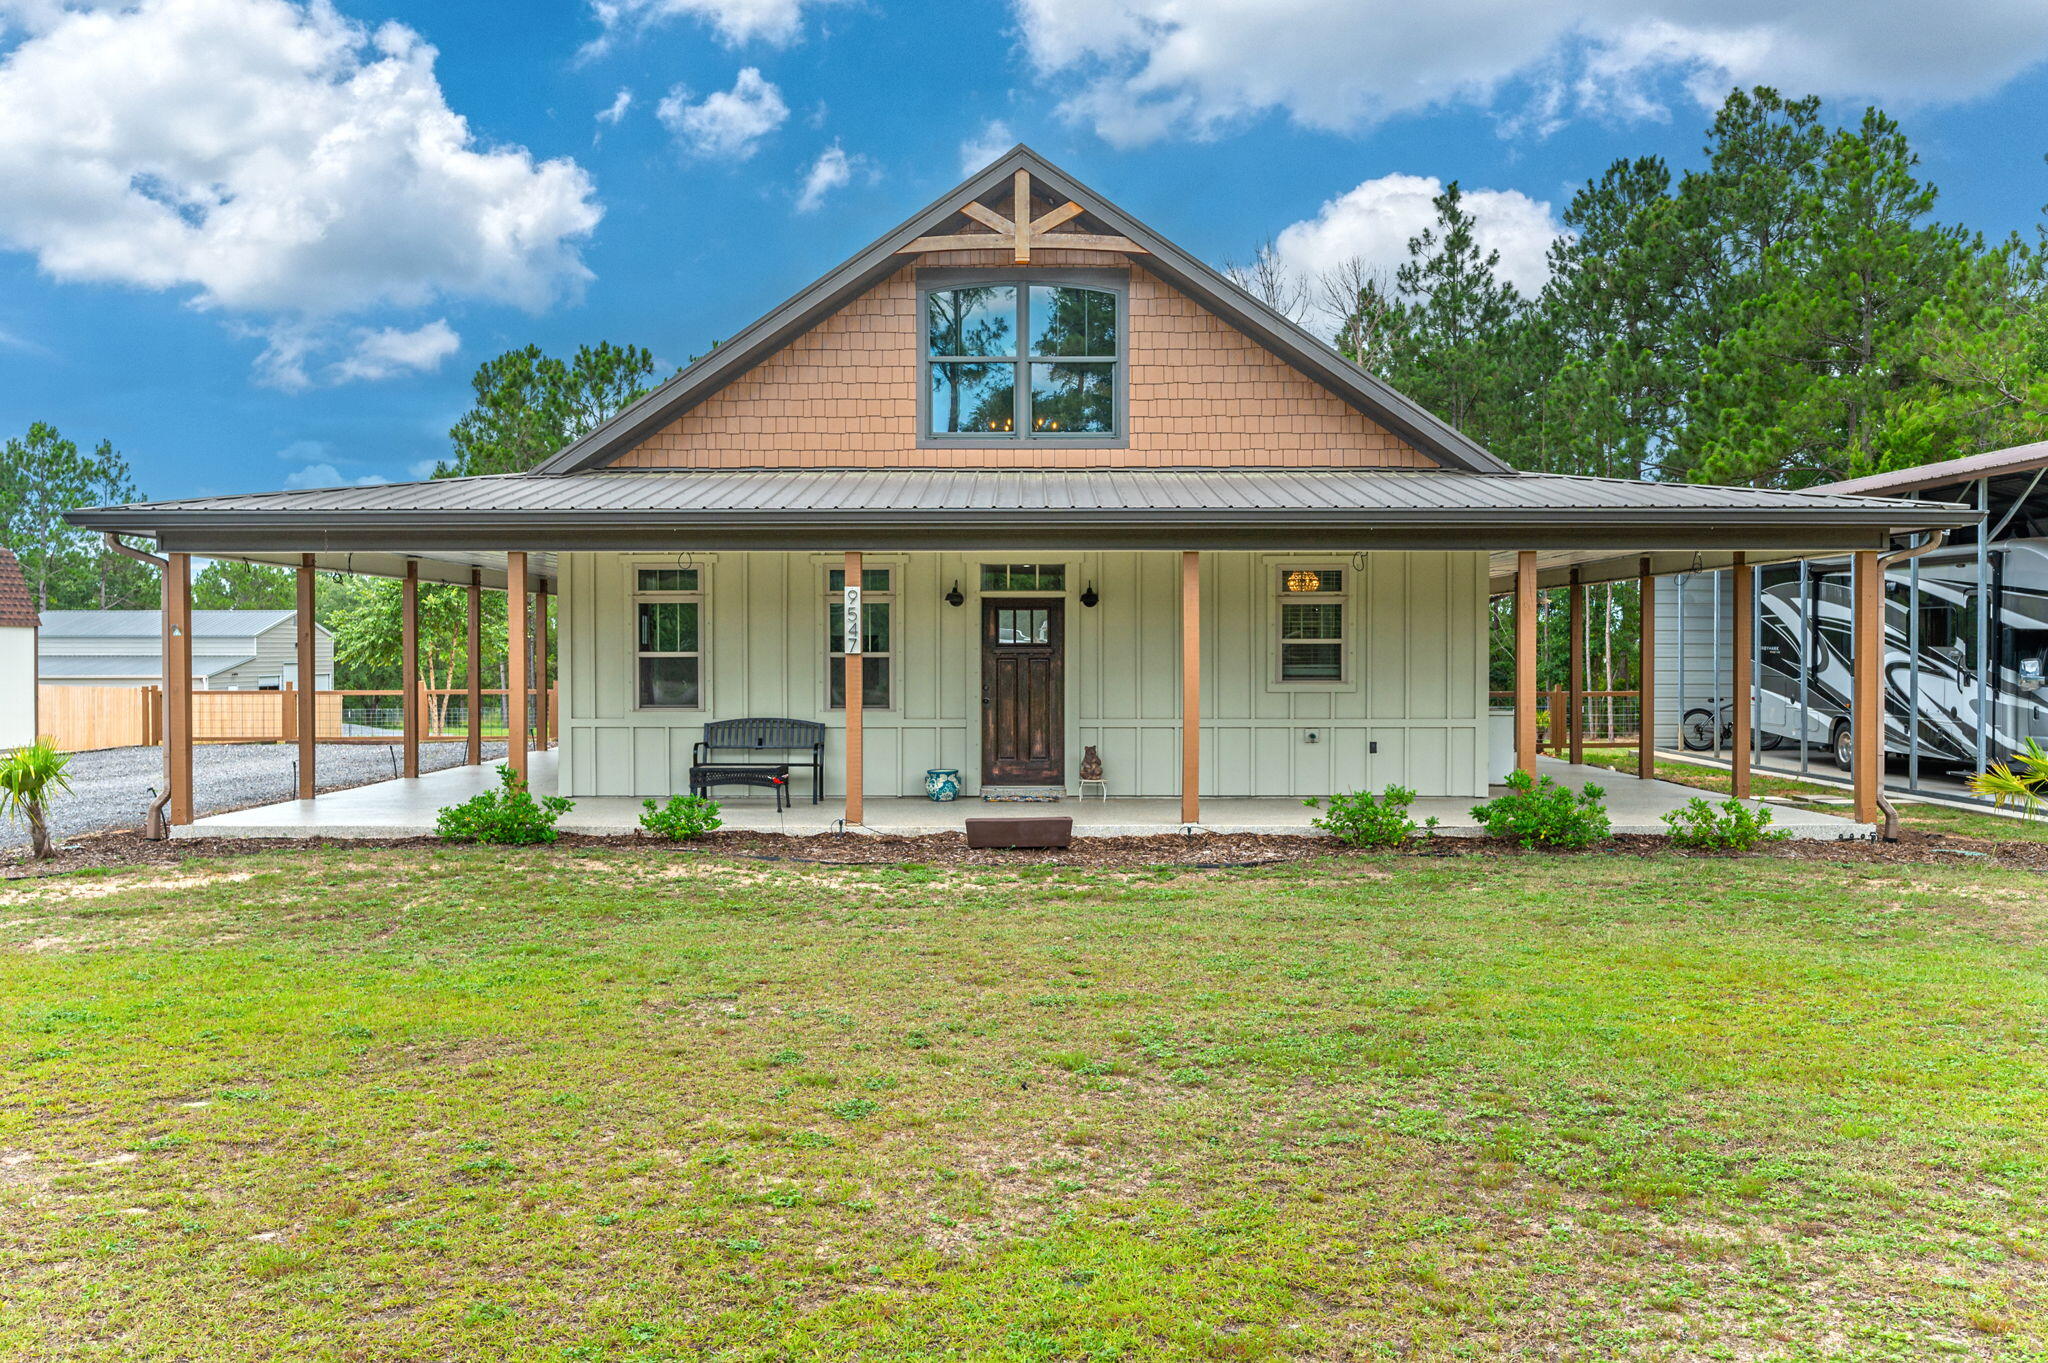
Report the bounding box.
[691,718,826,806]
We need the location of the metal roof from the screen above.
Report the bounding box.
[39,653,257,679]
[38,609,307,639]
[69,468,1977,558]
[529,145,1513,478]
[1828,441,2048,499]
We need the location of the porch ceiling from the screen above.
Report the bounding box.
[70,468,1976,566]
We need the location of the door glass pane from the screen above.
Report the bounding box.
[1280,602,1342,640]
[639,656,699,707]
[638,601,698,652]
[926,285,1016,357]
[1029,362,1114,433]
[1030,285,1117,356]
[981,563,1065,590]
[929,362,1015,434]
[1281,643,1342,680]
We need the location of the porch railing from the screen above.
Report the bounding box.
[1491,689,1642,751]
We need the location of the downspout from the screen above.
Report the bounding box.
[1872,529,1950,842]
[102,532,174,840]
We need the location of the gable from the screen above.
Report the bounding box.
[610,251,1438,471]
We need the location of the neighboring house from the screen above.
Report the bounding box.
[70,147,1975,828]
[0,549,37,748]
[38,610,334,691]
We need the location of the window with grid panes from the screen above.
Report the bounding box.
[1276,566,1346,681]
[827,566,891,708]
[635,566,702,707]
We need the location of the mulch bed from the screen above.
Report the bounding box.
[6,824,2046,881]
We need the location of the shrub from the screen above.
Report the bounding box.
[1662,796,1788,851]
[1967,738,2048,820]
[1304,785,1420,848]
[1468,769,1610,849]
[0,740,74,859]
[640,794,723,841]
[435,764,572,845]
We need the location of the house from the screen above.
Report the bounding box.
[37,609,334,690]
[69,147,1977,833]
[0,549,37,749]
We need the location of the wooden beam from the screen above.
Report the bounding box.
[1852,549,1882,825]
[165,552,193,827]
[959,201,1014,235]
[1731,553,1752,799]
[897,232,1013,254]
[1014,169,1031,264]
[1637,559,1656,781]
[465,570,482,767]
[1030,201,1085,235]
[1515,551,1538,779]
[1029,232,1147,254]
[1567,569,1586,767]
[401,560,420,778]
[296,554,317,799]
[844,551,864,824]
[507,552,529,787]
[1181,550,1201,824]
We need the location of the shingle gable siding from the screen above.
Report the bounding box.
[609,250,1437,471]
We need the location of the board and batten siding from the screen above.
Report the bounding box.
[556,550,1491,800]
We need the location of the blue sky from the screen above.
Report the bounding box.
[2,0,2046,502]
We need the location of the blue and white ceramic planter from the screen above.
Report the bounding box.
[924,768,961,802]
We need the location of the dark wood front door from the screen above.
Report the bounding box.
[982,599,1064,786]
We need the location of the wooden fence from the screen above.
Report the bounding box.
[38,685,557,753]
[1491,689,1643,750]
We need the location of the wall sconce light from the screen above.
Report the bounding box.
[945,581,965,607]
[1080,581,1099,608]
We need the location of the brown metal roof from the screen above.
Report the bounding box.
[1827,441,2048,498]
[0,548,37,629]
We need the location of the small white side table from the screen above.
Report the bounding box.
[1078,778,1107,801]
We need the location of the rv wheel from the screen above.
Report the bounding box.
[1831,722,1854,772]
[1681,709,1717,751]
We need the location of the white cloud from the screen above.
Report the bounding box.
[958,119,1016,176]
[795,141,855,212]
[253,318,460,391]
[586,0,842,49]
[596,86,634,124]
[273,438,332,463]
[0,0,600,382]
[282,461,389,490]
[657,68,788,159]
[329,319,460,383]
[1011,0,2048,144]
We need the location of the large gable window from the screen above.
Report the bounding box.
[924,277,1122,441]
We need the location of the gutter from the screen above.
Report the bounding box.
[101,533,174,840]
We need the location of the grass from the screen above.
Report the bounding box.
[1577,748,2048,842]
[2,845,2045,1359]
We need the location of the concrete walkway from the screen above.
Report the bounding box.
[175,751,1872,841]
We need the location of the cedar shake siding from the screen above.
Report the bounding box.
[609,253,1437,471]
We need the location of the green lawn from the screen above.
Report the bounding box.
[3,846,2045,1360]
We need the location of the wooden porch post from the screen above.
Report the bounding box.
[1181,550,1201,824]
[296,553,317,798]
[843,551,864,824]
[1730,552,1752,799]
[1567,568,1585,766]
[165,552,194,826]
[401,560,420,778]
[1852,549,1882,825]
[465,570,482,766]
[1514,551,1538,778]
[507,553,529,786]
[1637,558,1656,781]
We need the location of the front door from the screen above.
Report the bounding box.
[981,599,1064,786]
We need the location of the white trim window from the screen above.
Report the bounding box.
[1275,566,1347,682]
[828,565,892,709]
[635,566,703,708]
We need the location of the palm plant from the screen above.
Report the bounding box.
[0,740,75,860]
[1967,738,2048,820]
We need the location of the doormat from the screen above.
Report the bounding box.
[980,787,1065,803]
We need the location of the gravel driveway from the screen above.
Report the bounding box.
[3,742,510,852]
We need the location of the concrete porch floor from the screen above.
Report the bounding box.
[175,750,1873,840]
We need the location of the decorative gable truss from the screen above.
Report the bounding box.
[897,169,1146,265]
